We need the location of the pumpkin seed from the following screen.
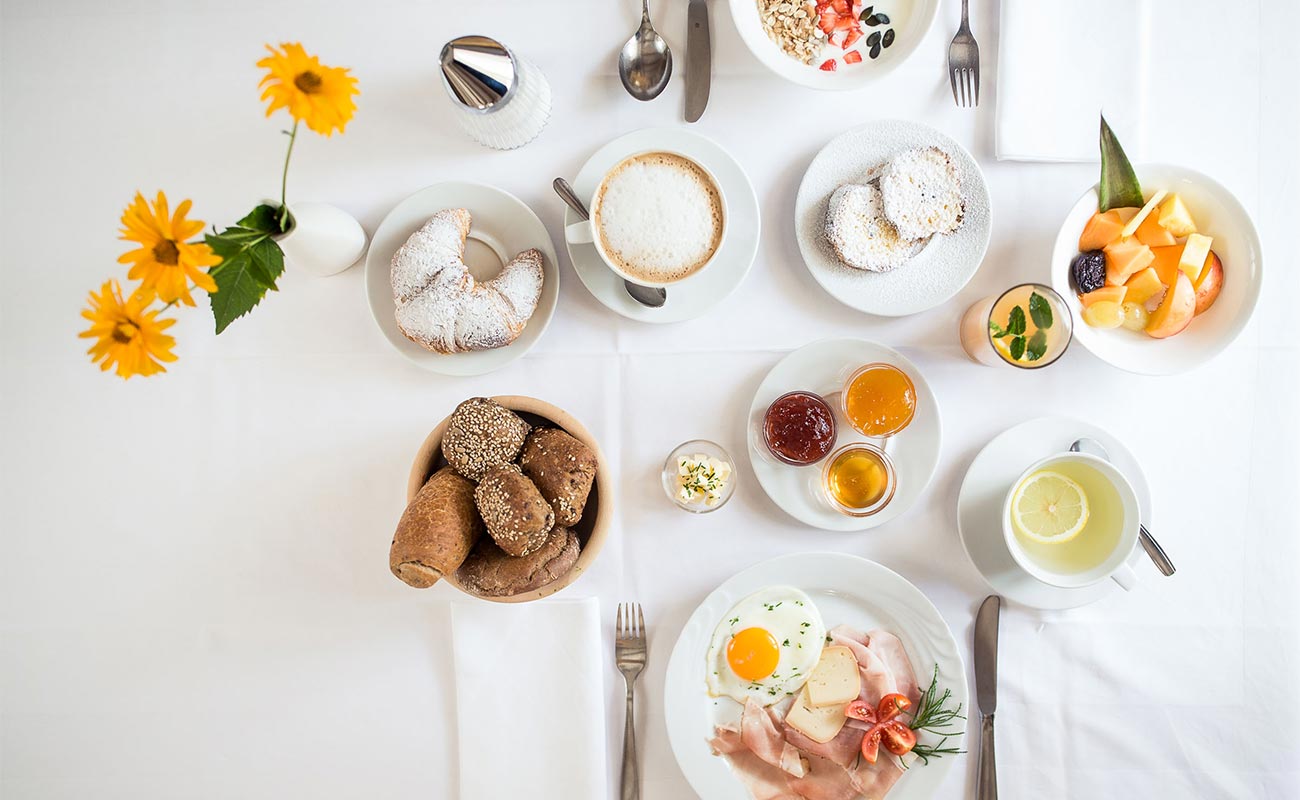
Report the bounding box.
[866,30,882,47]
[869,42,882,59]
[875,12,890,23]
[864,13,881,25]
[882,28,895,47]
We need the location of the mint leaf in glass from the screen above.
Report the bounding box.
[1025,329,1048,361]
[1028,292,1053,330]
[1007,305,1027,336]
[1009,336,1026,361]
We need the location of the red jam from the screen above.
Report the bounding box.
[763,391,836,466]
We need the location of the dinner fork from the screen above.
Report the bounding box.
[947,0,980,107]
[616,602,647,800]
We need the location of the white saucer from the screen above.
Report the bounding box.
[795,120,992,317]
[565,128,759,324]
[747,339,942,532]
[956,416,1152,610]
[365,181,559,376]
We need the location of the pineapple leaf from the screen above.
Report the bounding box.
[1098,114,1144,212]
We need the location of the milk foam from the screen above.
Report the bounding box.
[593,153,724,283]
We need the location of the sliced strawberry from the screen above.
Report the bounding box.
[833,13,857,31]
[817,9,839,33]
[842,27,863,49]
[830,0,850,14]
[843,50,863,64]
[818,58,838,71]
[828,30,846,48]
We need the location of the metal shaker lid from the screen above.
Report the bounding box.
[439,35,518,112]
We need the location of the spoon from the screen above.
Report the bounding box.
[618,0,673,101]
[552,178,667,308]
[1069,438,1175,576]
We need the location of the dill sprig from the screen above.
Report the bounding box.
[901,664,967,769]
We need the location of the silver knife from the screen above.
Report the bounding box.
[685,0,711,122]
[974,595,1001,800]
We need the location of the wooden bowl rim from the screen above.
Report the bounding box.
[405,395,612,603]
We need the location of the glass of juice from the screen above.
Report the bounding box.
[960,283,1073,368]
[1001,452,1140,589]
[821,443,897,517]
[841,363,916,438]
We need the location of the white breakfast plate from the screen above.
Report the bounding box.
[796,120,992,317]
[1050,164,1263,376]
[956,416,1152,610]
[747,339,941,532]
[664,552,967,800]
[730,0,939,90]
[365,181,559,376]
[565,128,759,324]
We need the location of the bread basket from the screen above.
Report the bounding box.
[407,395,612,602]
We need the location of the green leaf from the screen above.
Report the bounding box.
[237,203,286,235]
[1025,329,1048,361]
[1009,336,1026,361]
[988,320,1008,338]
[205,217,285,334]
[1098,114,1144,212]
[1028,292,1053,330]
[1007,305,1027,336]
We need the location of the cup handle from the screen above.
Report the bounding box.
[1111,562,1139,591]
[565,220,594,244]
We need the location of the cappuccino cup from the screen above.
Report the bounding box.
[566,150,727,288]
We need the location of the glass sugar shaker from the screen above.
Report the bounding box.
[439,35,551,151]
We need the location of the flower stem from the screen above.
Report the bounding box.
[278,120,299,232]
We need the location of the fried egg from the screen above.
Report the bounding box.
[705,586,827,706]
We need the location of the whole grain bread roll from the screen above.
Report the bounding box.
[474,464,554,557]
[442,398,530,482]
[519,428,597,527]
[389,467,483,588]
[455,527,580,598]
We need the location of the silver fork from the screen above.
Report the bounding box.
[615,603,647,800]
[947,0,980,107]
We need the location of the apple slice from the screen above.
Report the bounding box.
[1145,272,1196,339]
[1193,251,1224,315]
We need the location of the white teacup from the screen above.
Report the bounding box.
[565,150,727,289]
[1001,452,1140,591]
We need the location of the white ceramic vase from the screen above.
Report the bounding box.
[275,201,368,277]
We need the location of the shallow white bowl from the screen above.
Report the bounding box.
[1049,164,1262,376]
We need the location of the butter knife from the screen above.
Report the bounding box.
[975,595,1001,800]
[685,0,711,122]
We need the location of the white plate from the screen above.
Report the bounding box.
[664,552,967,800]
[796,120,992,317]
[729,0,939,90]
[747,339,941,532]
[956,416,1152,610]
[1050,164,1263,376]
[365,181,559,376]
[565,128,759,324]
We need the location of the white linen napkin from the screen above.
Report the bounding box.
[452,597,607,800]
[995,0,1151,162]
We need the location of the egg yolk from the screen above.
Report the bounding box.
[726,627,780,681]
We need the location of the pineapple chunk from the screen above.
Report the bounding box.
[1157,194,1197,238]
[1120,190,1169,238]
[1178,234,1213,281]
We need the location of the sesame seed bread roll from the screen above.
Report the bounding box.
[519,428,597,527]
[441,398,530,482]
[389,467,483,588]
[474,464,555,557]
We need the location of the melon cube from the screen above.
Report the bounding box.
[1079,285,1127,307]
[1103,239,1155,286]
[1124,267,1165,306]
[1079,210,1126,251]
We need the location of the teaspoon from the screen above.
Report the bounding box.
[618,0,673,101]
[552,178,667,309]
[1069,437,1175,576]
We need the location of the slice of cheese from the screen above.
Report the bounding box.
[1178,233,1213,281]
[784,685,848,744]
[804,645,861,707]
[1120,189,1169,239]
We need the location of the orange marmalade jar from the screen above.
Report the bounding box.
[841,363,916,438]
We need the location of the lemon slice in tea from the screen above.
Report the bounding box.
[1011,471,1090,544]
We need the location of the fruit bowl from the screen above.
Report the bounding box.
[406,395,613,603]
[1050,164,1262,375]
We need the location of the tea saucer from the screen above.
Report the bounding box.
[564,128,759,323]
[746,338,942,532]
[956,416,1151,610]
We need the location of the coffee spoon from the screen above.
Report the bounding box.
[1069,438,1175,576]
[618,0,673,101]
[552,177,668,309]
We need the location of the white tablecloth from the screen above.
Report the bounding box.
[2,0,1298,798]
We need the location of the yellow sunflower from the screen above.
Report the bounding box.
[79,280,178,379]
[117,191,220,307]
[257,42,359,136]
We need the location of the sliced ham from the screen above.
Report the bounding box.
[865,629,921,705]
[849,756,906,799]
[783,717,864,768]
[719,746,806,800]
[785,754,863,800]
[740,699,807,777]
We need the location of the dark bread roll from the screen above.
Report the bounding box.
[442,398,530,481]
[456,527,580,598]
[390,467,483,588]
[474,464,555,557]
[519,428,597,527]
